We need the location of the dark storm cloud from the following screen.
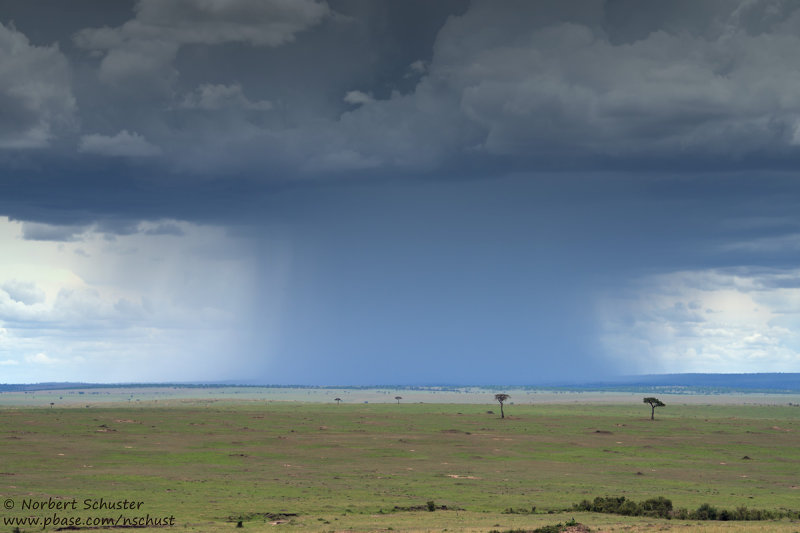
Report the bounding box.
[143,222,185,237]
[2,0,800,256]
[351,0,800,169]
[20,221,88,242]
[161,0,800,174]
[6,0,800,194]
[0,0,467,228]
[0,22,76,149]
[72,0,331,98]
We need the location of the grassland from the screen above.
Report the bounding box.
[1,389,799,532]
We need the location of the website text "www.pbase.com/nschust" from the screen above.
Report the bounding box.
[3,513,176,528]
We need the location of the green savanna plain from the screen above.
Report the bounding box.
[1,389,800,532]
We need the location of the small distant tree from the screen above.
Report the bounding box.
[49,402,54,408]
[395,396,402,405]
[494,393,510,419]
[334,397,342,405]
[643,397,665,420]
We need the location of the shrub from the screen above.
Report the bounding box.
[574,499,592,512]
[672,507,689,520]
[573,494,793,521]
[692,503,718,520]
[589,495,628,514]
[640,496,673,519]
[755,508,776,520]
[618,499,640,516]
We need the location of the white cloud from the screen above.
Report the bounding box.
[1,280,46,305]
[343,90,374,106]
[0,359,19,366]
[0,216,259,382]
[598,268,800,373]
[25,352,59,365]
[180,83,272,111]
[407,60,426,75]
[78,130,161,157]
[0,22,76,148]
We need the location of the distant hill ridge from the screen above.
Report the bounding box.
[575,373,800,393]
[1,373,800,393]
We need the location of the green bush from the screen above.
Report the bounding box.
[573,495,793,521]
[692,503,718,520]
[672,507,689,520]
[618,499,640,516]
[733,505,750,520]
[640,496,673,519]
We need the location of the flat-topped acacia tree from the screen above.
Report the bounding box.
[395,396,402,404]
[643,397,665,420]
[334,397,341,405]
[494,393,510,419]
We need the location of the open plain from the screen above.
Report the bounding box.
[1,387,799,532]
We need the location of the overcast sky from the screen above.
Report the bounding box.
[2,0,800,384]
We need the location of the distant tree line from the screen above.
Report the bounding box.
[573,495,800,521]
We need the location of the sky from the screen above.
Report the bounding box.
[2,0,800,384]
